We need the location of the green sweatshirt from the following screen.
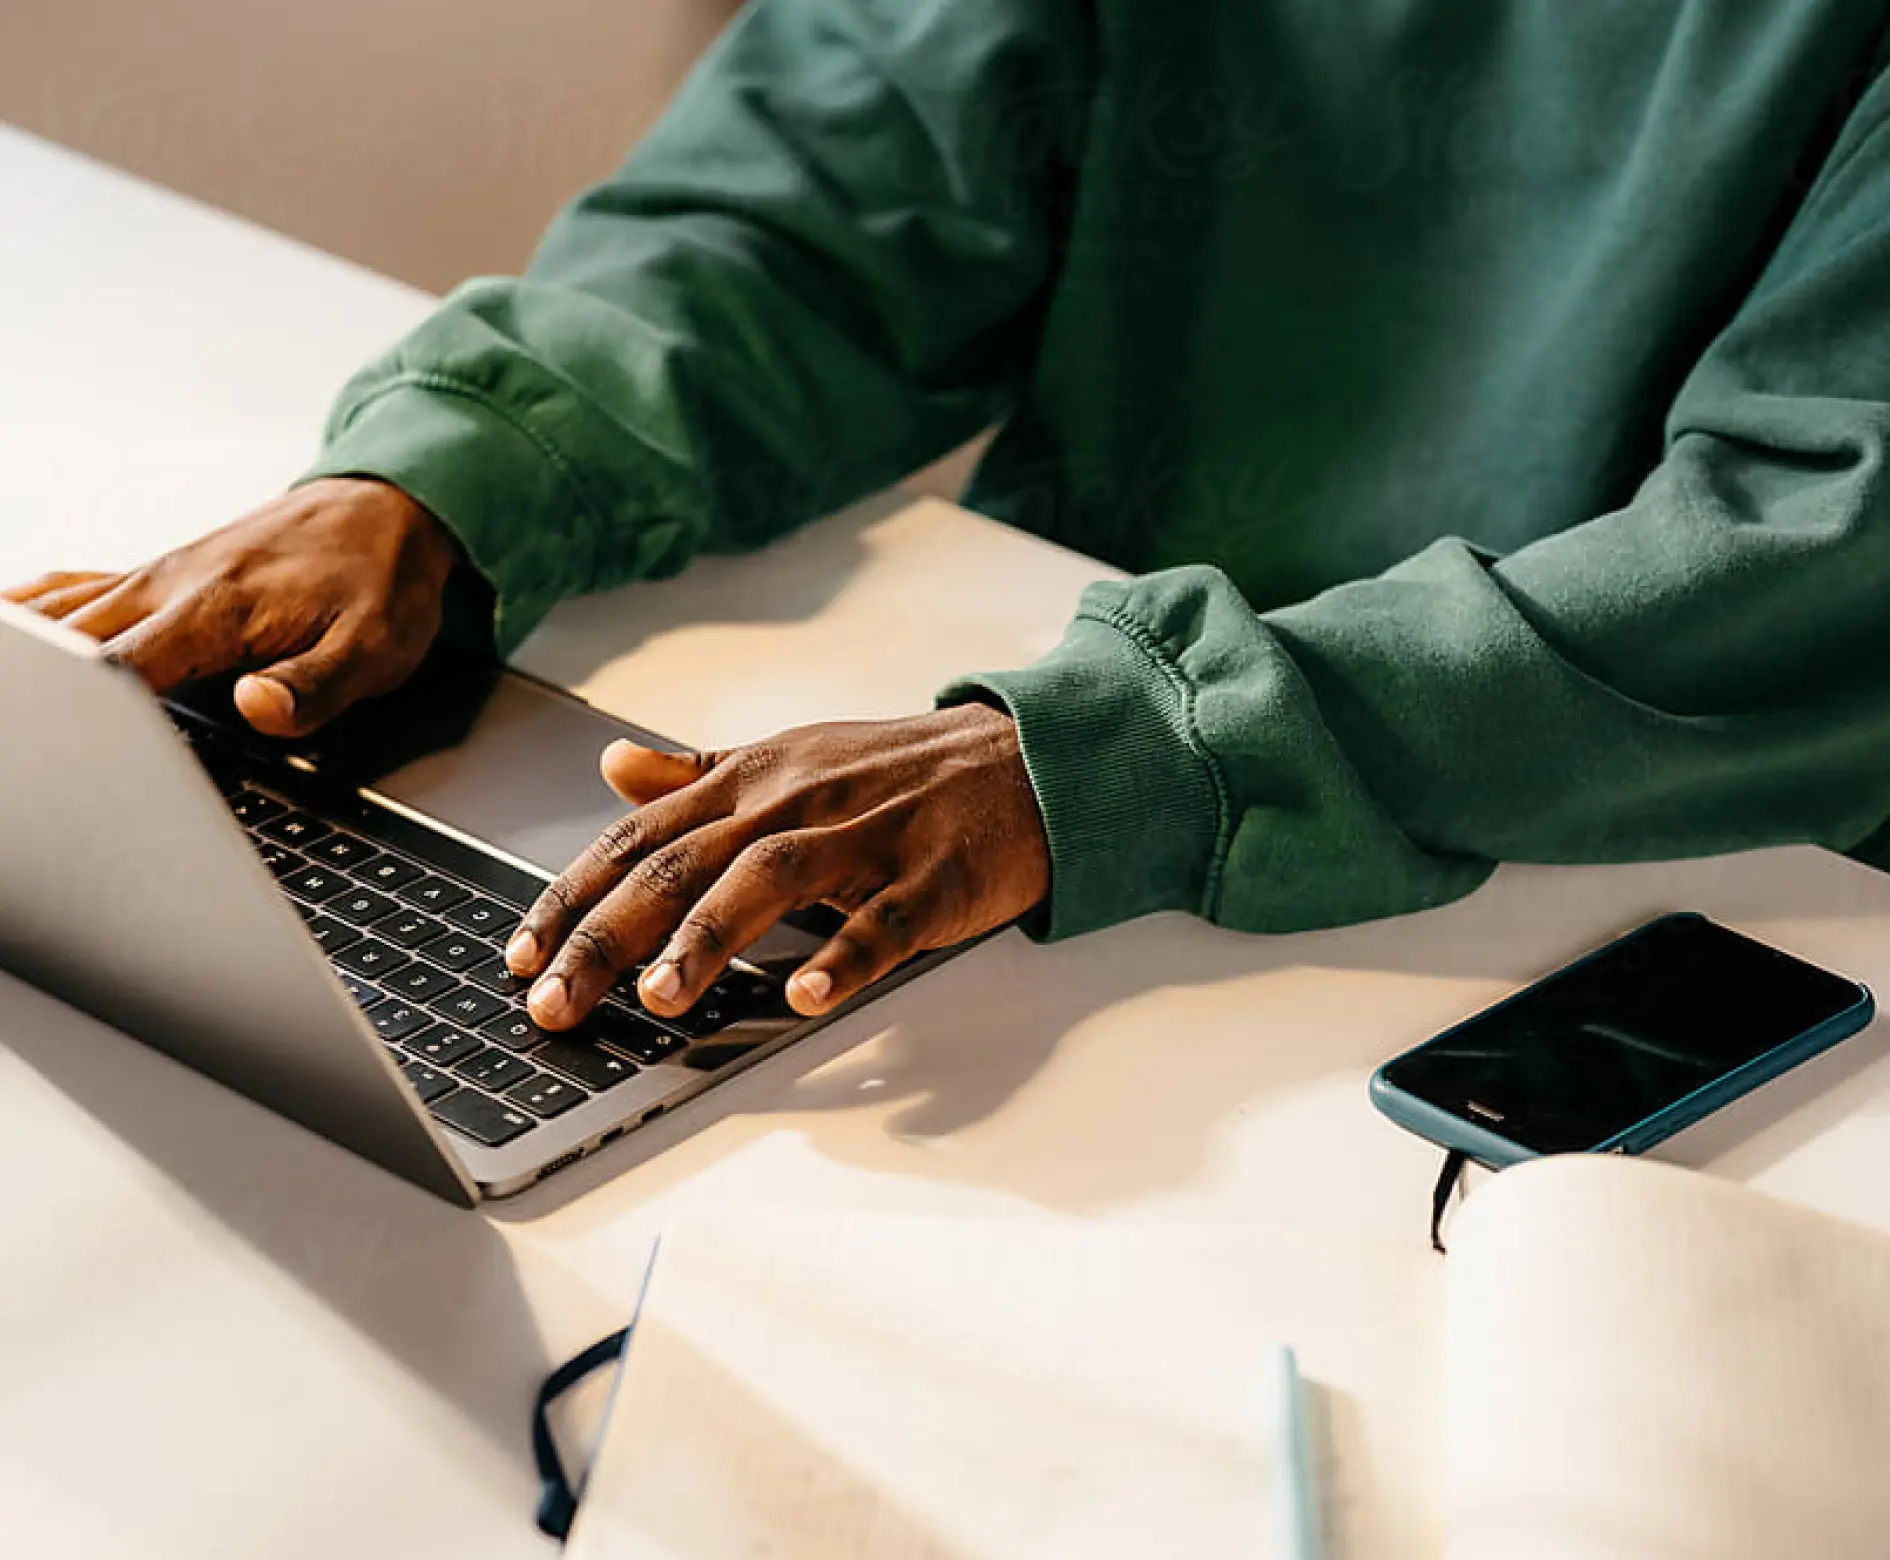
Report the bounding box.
[305,0,1890,941]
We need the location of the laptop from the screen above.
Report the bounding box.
[0,599,944,1204]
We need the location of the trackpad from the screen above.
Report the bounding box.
[367,674,831,963]
[366,671,660,877]
[169,649,831,962]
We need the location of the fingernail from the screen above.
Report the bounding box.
[530,974,570,1024]
[790,969,833,1008]
[643,961,684,1004]
[235,674,297,726]
[505,929,539,973]
[247,673,296,709]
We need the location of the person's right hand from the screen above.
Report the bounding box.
[3,477,460,737]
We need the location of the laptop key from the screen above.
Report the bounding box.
[400,1061,456,1104]
[355,853,424,893]
[505,1073,586,1119]
[479,1011,554,1052]
[464,955,531,999]
[431,1088,534,1148]
[444,896,511,939]
[228,789,286,827]
[456,1047,535,1092]
[377,909,446,950]
[399,874,472,914]
[403,1024,482,1068]
[306,831,379,870]
[430,985,510,1028]
[257,810,331,850]
[305,916,363,956]
[340,977,384,1010]
[595,1004,686,1063]
[290,900,319,923]
[417,930,486,972]
[330,887,400,927]
[333,938,412,980]
[381,961,458,1004]
[282,865,350,905]
[664,969,788,1039]
[531,1037,638,1091]
[256,844,305,879]
[368,999,431,1043]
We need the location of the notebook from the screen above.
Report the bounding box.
[562,1158,1890,1560]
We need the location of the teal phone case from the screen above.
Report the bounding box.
[1368,912,1875,1168]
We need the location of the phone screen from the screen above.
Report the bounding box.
[1378,914,1868,1155]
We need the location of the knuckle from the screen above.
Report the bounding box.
[744,832,809,888]
[674,909,731,959]
[732,741,786,791]
[563,921,625,975]
[868,895,917,943]
[532,876,581,927]
[588,814,646,871]
[632,841,699,906]
[822,871,880,914]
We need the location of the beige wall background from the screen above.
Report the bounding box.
[1,0,981,495]
[0,0,745,292]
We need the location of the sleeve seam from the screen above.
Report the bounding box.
[331,369,619,556]
[1079,603,1235,918]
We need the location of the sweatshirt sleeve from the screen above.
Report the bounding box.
[301,0,1094,655]
[945,75,1890,940]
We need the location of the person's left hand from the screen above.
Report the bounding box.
[505,703,1051,1028]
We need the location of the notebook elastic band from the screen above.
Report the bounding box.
[532,1326,631,1540]
[1430,1148,1468,1254]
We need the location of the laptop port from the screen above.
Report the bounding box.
[536,1148,585,1181]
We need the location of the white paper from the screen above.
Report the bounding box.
[1443,1155,1890,1560]
[564,1214,1443,1560]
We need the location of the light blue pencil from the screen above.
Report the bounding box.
[1275,1347,1326,1560]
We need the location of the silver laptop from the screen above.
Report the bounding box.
[0,600,937,1204]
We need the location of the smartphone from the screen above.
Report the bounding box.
[1369,912,1874,1167]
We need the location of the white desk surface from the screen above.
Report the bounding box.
[9,124,1890,1560]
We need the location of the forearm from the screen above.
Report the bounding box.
[948,72,1890,941]
[955,464,1890,941]
[306,0,1094,655]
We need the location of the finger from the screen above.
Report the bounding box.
[34,575,126,622]
[99,594,247,694]
[4,570,119,608]
[64,577,153,639]
[785,886,933,1016]
[638,828,870,1017]
[601,739,720,804]
[234,617,420,738]
[527,819,750,1030]
[507,762,739,978]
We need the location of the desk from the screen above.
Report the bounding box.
[9,124,1890,1559]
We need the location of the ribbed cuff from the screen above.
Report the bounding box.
[299,378,592,658]
[940,610,1225,941]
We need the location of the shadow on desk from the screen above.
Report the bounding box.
[515,489,894,687]
[500,848,1890,1223]
[0,971,554,1476]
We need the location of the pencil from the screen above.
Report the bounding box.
[1277,1347,1326,1560]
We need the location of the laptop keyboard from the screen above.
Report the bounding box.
[223,783,787,1150]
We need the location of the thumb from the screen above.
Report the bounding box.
[235,622,417,738]
[600,739,720,804]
